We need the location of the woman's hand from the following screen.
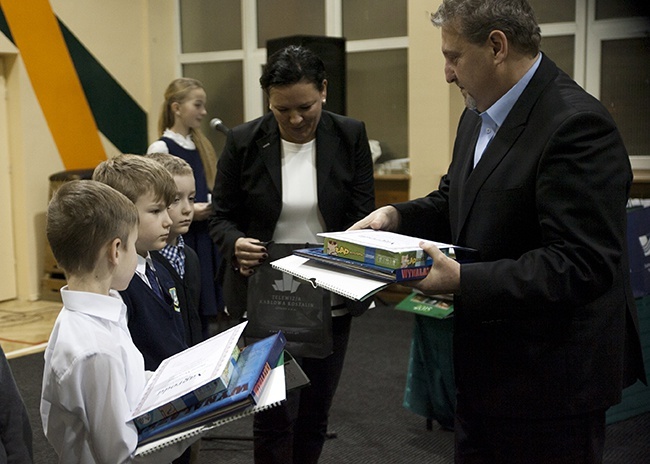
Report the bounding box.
[193,202,212,221]
[234,237,269,276]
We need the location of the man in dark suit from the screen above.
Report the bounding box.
[352,1,646,462]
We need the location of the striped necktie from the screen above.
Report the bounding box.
[145,263,164,300]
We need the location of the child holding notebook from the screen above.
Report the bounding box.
[41,180,194,463]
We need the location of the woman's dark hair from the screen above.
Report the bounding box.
[260,45,327,93]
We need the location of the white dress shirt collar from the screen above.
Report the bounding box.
[162,128,196,150]
[60,286,125,323]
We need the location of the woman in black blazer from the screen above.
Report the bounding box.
[209,46,375,464]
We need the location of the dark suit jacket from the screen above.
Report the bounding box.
[120,261,188,371]
[395,54,645,418]
[152,245,204,347]
[209,110,375,320]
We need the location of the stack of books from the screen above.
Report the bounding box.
[270,230,473,301]
[292,247,432,283]
[131,321,287,455]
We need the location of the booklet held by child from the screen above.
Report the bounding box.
[129,321,248,430]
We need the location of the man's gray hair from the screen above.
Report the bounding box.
[431,0,541,57]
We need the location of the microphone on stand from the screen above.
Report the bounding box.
[209,118,230,135]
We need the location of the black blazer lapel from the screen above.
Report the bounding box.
[257,116,282,195]
[450,110,480,236]
[458,124,525,231]
[152,260,178,310]
[456,54,557,236]
[315,114,340,205]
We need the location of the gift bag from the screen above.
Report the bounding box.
[627,205,650,298]
[247,243,333,358]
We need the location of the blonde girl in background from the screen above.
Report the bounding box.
[148,78,224,337]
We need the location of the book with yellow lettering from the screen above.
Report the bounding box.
[293,247,430,282]
[318,230,471,270]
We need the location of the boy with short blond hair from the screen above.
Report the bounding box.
[93,154,188,371]
[41,180,191,463]
[91,153,177,207]
[146,152,204,346]
[146,151,194,179]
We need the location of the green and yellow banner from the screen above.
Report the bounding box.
[0,0,147,169]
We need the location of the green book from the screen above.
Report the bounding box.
[394,292,454,319]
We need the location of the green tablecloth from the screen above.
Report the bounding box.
[403,295,650,427]
[403,315,455,429]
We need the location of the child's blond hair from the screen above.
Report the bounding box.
[145,152,194,177]
[159,78,217,188]
[46,180,138,276]
[92,154,176,206]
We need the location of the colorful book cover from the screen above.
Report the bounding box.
[317,230,473,270]
[133,365,287,457]
[133,344,241,431]
[293,247,430,282]
[137,331,286,445]
[129,322,247,431]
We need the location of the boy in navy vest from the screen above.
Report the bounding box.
[93,155,188,371]
[146,152,204,347]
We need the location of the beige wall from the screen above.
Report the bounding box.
[2,47,64,301]
[53,0,179,149]
[2,0,177,300]
[408,0,465,200]
[145,1,179,141]
[3,1,458,301]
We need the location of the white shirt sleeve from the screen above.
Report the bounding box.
[63,353,193,464]
[146,140,170,154]
[60,351,137,463]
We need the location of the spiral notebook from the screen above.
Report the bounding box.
[134,365,286,456]
[270,255,390,301]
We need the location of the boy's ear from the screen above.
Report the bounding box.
[107,237,122,265]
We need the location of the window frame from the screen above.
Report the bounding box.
[176,0,408,122]
[584,0,650,169]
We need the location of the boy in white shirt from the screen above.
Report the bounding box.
[41,180,193,463]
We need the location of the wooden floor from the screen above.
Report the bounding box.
[0,298,61,359]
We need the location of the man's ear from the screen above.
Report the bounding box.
[489,30,508,63]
